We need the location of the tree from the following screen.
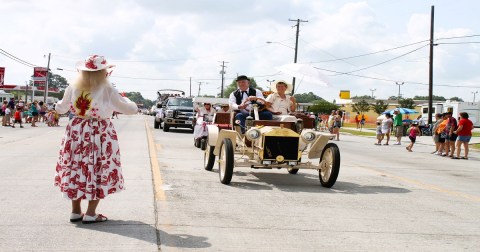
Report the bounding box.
[413,95,446,101]
[309,100,339,114]
[125,92,155,108]
[222,78,262,98]
[449,96,464,102]
[351,95,372,100]
[388,96,399,100]
[351,99,371,114]
[294,92,325,103]
[371,100,389,115]
[399,98,416,109]
[47,73,69,91]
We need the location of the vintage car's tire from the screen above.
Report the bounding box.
[319,143,340,188]
[287,168,299,174]
[163,124,170,132]
[218,138,234,184]
[200,138,207,151]
[154,120,160,129]
[204,145,215,171]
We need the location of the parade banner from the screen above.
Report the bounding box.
[0,67,5,85]
[33,67,48,86]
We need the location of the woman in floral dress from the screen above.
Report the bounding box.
[55,55,138,224]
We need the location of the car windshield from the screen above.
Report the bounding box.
[168,98,193,107]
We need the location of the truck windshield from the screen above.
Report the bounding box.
[168,99,193,107]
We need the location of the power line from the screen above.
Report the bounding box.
[435,34,480,41]
[309,39,430,63]
[331,44,429,75]
[313,66,480,88]
[437,42,480,45]
[0,48,37,68]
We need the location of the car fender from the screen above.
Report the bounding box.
[213,129,237,156]
[206,125,219,146]
[307,134,331,159]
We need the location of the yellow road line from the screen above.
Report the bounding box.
[358,165,480,202]
[145,120,166,201]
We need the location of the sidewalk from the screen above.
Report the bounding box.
[0,116,159,251]
[341,126,480,145]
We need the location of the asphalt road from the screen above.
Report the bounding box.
[0,115,479,251]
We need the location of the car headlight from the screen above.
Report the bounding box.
[245,128,261,141]
[166,110,173,118]
[301,131,316,143]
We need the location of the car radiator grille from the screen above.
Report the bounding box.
[263,136,299,161]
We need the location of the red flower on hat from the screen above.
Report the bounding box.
[85,58,97,70]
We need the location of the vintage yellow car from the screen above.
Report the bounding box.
[203,107,340,188]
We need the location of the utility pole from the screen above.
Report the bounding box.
[197,82,202,97]
[369,89,376,99]
[396,82,404,101]
[289,18,308,95]
[473,91,478,103]
[219,61,228,98]
[43,53,51,103]
[189,77,192,97]
[428,5,435,125]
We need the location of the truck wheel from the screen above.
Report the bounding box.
[218,138,234,184]
[204,145,215,171]
[163,124,170,132]
[287,168,299,174]
[154,121,160,129]
[200,138,207,150]
[319,143,340,188]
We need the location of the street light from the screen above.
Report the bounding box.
[266,79,275,91]
[395,82,404,101]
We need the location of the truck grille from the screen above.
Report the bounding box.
[263,136,299,161]
[174,110,194,119]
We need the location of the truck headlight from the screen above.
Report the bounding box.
[245,128,261,141]
[301,131,316,143]
[166,110,173,118]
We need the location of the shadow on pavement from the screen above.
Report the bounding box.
[75,220,211,249]
[243,172,411,195]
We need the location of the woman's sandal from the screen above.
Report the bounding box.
[451,157,459,159]
[70,213,84,223]
[460,157,468,160]
[82,214,108,224]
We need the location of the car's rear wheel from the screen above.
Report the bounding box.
[204,144,215,171]
[218,138,234,184]
[319,143,340,188]
[287,168,299,174]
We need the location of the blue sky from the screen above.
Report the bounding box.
[1,0,479,102]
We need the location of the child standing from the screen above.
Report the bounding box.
[375,121,382,145]
[406,122,420,152]
[4,106,11,126]
[12,108,23,128]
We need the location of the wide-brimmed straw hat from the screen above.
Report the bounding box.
[76,55,115,72]
[270,80,293,94]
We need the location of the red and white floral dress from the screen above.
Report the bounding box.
[54,84,138,200]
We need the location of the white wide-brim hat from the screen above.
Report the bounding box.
[270,80,293,94]
[76,55,115,72]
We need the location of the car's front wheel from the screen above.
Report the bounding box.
[218,138,234,184]
[319,143,340,188]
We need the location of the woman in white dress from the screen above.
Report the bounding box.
[379,113,393,145]
[55,55,138,224]
[265,80,297,122]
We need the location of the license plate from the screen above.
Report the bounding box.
[185,121,192,124]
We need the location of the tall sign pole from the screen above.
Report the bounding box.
[288,18,308,95]
[43,53,51,103]
[428,6,435,125]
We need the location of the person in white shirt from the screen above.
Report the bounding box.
[265,80,297,122]
[228,75,272,133]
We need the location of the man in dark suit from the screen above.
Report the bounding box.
[228,75,272,133]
